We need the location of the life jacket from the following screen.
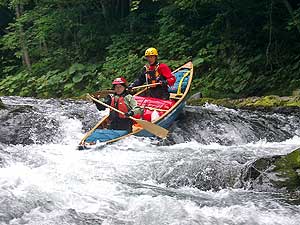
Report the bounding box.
[110,94,129,119]
[144,62,161,86]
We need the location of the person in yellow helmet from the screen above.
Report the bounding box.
[128,47,176,100]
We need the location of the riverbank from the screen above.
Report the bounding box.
[188,95,300,113]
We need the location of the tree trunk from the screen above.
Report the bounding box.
[15,4,31,71]
[100,0,130,20]
[281,0,300,35]
[118,0,130,18]
[100,0,113,20]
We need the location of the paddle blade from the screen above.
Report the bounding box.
[133,118,168,138]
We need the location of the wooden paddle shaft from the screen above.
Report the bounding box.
[90,83,160,97]
[88,94,127,116]
[132,83,161,90]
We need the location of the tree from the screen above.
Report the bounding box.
[0,0,299,98]
[15,2,31,71]
[100,0,130,21]
[281,0,300,35]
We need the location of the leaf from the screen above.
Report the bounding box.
[46,70,60,76]
[292,61,300,71]
[243,72,252,80]
[82,72,90,77]
[69,63,85,75]
[193,57,205,66]
[72,73,84,83]
[64,83,74,91]
[69,66,77,75]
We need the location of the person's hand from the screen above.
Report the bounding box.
[89,93,96,99]
[93,94,101,99]
[124,111,134,118]
[161,79,168,86]
[127,85,134,93]
[156,77,168,86]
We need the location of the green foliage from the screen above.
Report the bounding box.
[97,34,147,90]
[0,63,102,97]
[188,95,300,109]
[287,5,300,31]
[0,71,32,96]
[0,0,299,98]
[157,6,190,60]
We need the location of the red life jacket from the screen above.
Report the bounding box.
[110,95,129,119]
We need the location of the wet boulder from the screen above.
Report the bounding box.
[240,148,300,192]
[0,98,5,109]
[0,104,60,145]
[189,92,202,101]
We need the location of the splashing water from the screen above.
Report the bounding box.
[0,96,300,225]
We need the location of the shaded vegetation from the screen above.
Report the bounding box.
[0,0,299,98]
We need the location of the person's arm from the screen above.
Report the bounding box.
[158,64,176,86]
[124,95,142,116]
[129,67,147,88]
[93,95,112,111]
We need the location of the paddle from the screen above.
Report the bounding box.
[89,83,161,98]
[132,83,161,90]
[88,94,169,139]
[90,89,114,99]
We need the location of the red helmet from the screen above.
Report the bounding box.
[112,77,128,86]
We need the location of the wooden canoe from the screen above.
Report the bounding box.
[78,61,193,149]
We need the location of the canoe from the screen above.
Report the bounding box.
[78,61,193,149]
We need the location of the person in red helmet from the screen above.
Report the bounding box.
[93,77,141,131]
[128,47,176,100]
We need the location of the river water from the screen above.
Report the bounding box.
[0,96,300,225]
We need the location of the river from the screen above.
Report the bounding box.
[1,96,300,225]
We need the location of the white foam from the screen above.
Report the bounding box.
[1,96,300,225]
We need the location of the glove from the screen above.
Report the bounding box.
[124,110,134,118]
[127,84,134,93]
[156,77,168,86]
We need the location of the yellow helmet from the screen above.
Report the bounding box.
[145,47,158,57]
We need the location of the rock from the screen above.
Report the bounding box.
[189,92,202,101]
[187,95,300,114]
[239,148,300,192]
[0,98,5,109]
[292,89,300,96]
[0,104,60,145]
